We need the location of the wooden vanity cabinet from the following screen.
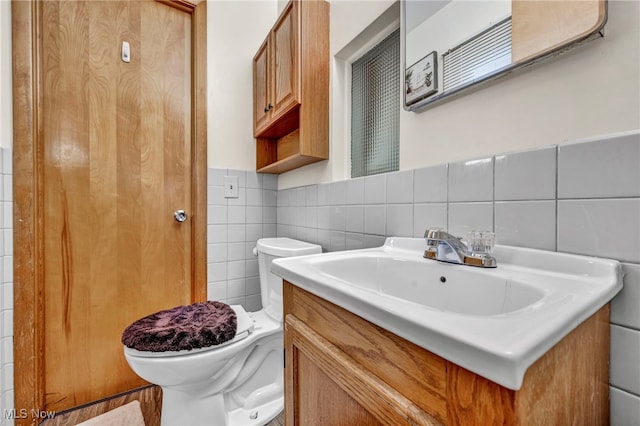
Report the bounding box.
[252,0,329,174]
[283,281,611,425]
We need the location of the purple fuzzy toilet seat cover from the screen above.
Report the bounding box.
[121,301,238,352]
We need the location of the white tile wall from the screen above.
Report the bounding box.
[345,233,364,250]
[363,205,385,236]
[386,204,413,237]
[612,387,640,426]
[329,206,346,231]
[346,206,364,233]
[611,324,640,396]
[611,263,640,329]
[413,203,447,237]
[386,170,414,204]
[346,178,364,205]
[329,181,346,206]
[317,183,330,205]
[275,130,640,423]
[414,164,448,203]
[364,174,386,204]
[0,148,13,426]
[557,199,640,263]
[448,202,493,237]
[448,157,493,202]
[206,169,277,311]
[495,201,556,251]
[558,131,640,199]
[495,145,556,201]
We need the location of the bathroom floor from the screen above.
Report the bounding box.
[266,411,284,426]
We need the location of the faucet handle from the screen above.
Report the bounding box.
[466,231,495,255]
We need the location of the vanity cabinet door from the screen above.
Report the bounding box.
[284,315,381,425]
[284,315,439,425]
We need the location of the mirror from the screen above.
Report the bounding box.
[402,0,607,111]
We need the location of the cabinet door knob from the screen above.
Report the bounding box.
[264,106,269,113]
[268,103,273,111]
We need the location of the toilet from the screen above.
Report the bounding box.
[123,238,321,426]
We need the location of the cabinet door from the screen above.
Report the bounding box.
[284,314,439,425]
[270,0,300,121]
[253,36,270,136]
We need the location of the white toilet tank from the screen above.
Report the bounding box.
[256,238,321,322]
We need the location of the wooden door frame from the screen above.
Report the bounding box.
[11,0,207,422]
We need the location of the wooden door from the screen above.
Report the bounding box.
[12,0,207,419]
[270,0,299,121]
[253,37,271,136]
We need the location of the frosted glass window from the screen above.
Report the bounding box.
[351,29,400,178]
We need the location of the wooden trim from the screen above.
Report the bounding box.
[283,310,295,425]
[12,1,45,423]
[299,0,329,160]
[157,0,204,13]
[189,0,208,302]
[11,1,208,422]
[160,0,208,307]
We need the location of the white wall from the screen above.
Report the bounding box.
[207,0,277,170]
[279,0,640,189]
[401,0,640,170]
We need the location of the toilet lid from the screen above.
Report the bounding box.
[123,305,254,358]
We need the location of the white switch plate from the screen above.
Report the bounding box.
[224,176,239,198]
[121,41,131,63]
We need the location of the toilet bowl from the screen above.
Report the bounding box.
[123,238,321,426]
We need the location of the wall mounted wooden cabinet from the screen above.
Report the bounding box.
[283,281,610,425]
[253,1,299,137]
[253,0,329,174]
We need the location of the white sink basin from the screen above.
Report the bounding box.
[311,254,545,316]
[271,237,623,390]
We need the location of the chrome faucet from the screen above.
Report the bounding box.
[424,229,497,268]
